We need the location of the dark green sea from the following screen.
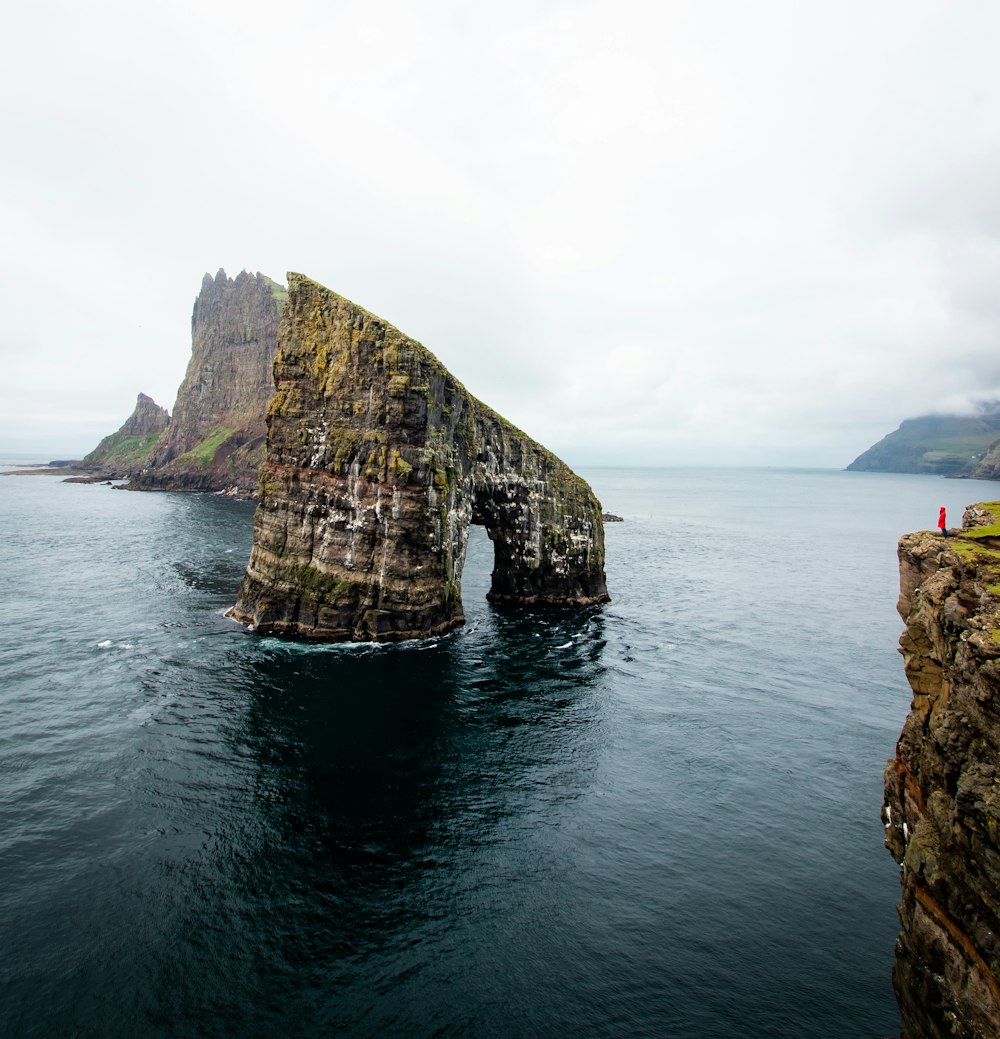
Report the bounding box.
[2,463,987,1037]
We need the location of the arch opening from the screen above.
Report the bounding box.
[231,272,609,642]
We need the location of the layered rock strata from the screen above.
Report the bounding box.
[80,392,170,472]
[130,269,283,494]
[884,502,1000,1037]
[231,273,609,641]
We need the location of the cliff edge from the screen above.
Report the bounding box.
[885,503,1000,1037]
[231,273,609,642]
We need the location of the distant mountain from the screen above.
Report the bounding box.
[81,392,170,471]
[79,269,283,495]
[847,407,1000,475]
[972,437,1000,480]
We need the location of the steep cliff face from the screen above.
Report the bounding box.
[80,392,170,472]
[131,269,282,494]
[972,443,1000,481]
[231,273,609,642]
[884,503,1000,1038]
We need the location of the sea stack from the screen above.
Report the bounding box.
[130,269,284,494]
[80,392,170,471]
[231,273,609,642]
[884,502,1000,1037]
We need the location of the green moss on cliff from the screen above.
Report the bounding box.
[290,563,358,602]
[944,509,1000,645]
[945,540,1000,590]
[241,272,609,640]
[946,507,1000,610]
[961,501,1000,538]
[264,276,289,313]
[389,449,413,476]
[268,383,303,421]
[365,445,388,480]
[388,374,410,397]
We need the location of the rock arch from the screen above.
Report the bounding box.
[231,273,609,642]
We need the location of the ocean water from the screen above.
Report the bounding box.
[1,462,989,1038]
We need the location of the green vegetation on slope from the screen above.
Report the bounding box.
[847,412,1000,474]
[83,432,160,470]
[170,427,237,469]
[263,276,289,314]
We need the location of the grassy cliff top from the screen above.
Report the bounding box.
[263,276,289,312]
[958,501,1000,539]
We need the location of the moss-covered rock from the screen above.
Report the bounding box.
[231,273,609,642]
[886,504,1000,1037]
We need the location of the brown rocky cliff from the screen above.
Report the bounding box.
[80,392,170,471]
[973,441,1000,481]
[119,393,170,437]
[132,269,282,494]
[231,272,609,642]
[884,503,1000,1038]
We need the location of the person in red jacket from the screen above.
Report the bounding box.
[938,506,948,537]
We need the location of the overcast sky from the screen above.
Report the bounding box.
[3,0,999,467]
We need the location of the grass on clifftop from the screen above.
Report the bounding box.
[263,276,289,313]
[957,502,1000,539]
[944,502,1000,603]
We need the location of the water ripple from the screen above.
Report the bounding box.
[0,469,946,1037]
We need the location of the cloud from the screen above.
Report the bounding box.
[3,0,1000,466]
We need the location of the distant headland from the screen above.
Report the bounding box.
[847,404,1000,477]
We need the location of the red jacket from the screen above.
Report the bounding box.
[938,508,947,529]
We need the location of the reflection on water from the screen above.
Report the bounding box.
[123,603,610,1037]
[238,603,609,865]
[0,471,915,1039]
